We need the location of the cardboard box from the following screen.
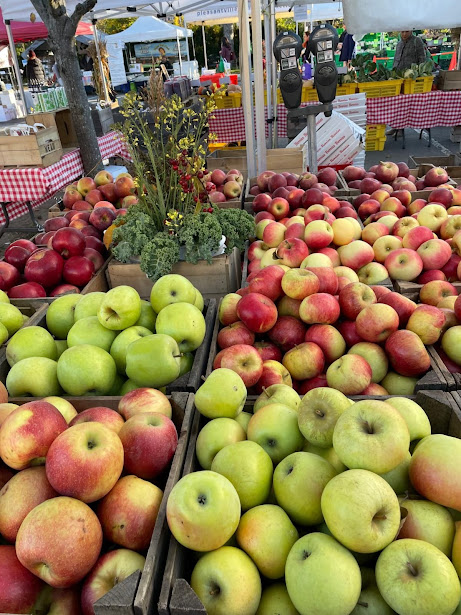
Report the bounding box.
[437,70,461,91]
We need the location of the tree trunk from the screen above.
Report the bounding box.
[31,1,102,174]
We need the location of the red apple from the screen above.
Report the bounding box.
[62,256,94,287]
[252,193,273,213]
[257,171,276,192]
[254,341,282,362]
[375,161,399,183]
[89,207,116,231]
[342,166,366,182]
[8,281,47,298]
[44,217,69,232]
[397,162,410,178]
[337,320,364,347]
[218,321,255,349]
[211,169,227,186]
[0,546,44,613]
[317,167,337,186]
[247,265,285,301]
[287,188,305,210]
[385,330,431,376]
[115,176,136,199]
[299,172,319,190]
[360,178,382,194]
[379,292,416,326]
[424,167,449,187]
[72,200,93,212]
[85,189,103,206]
[302,188,324,207]
[50,284,80,297]
[52,227,86,259]
[99,183,118,203]
[80,225,103,239]
[4,246,31,272]
[339,282,377,320]
[83,247,105,272]
[249,185,261,196]
[85,236,106,254]
[428,188,453,207]
[236,292,278,333]
[268,315,306,352]
[219,343,264,387]
[69,219,89,231]
[24,249,64,288]
[77,177,97,196]
[417,270,446,284]
[119,412,178,479]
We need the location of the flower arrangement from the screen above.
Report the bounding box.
[110,93,254,281]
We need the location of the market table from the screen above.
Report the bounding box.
[0,132,131,235]
[208,90,461,142]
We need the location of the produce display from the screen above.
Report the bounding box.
[3,274,206,397]
[207,168,244,204]
[166,377,461,615]
[0,387,178,613]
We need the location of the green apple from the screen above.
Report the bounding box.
[43,396,78,423]
[191,546,261,615]
[195,368,246,419]
[179,352,193,377]
[332,400,410,474]
[167,470,241,551]
[194,289,204,312]
[302,441,347,473]
[0,322,8,345]
[380,372,417,395]
[442,326,461,366]
[6,326,57,367]
[321,469,401,553]
[379,451,411,494]
[385,397,431,442]
[119,379,139,395]
[73,292,105,321]
[195,418,246,470]
[107,372,125,395]
[125,334,181,388]
[109,326,152,374]
[351,567,395,615]
[211,440,273,510]
[0,303,26,337]
[298,387,352,449]
[134,300,157,330]
[45,294,81,339]
[57,344,116,395]
[376,539,460,615]
[55,339,68,359]
[254,384,300,413]
[273,451,337,526]
[21,314,28,325]
[236,504,298,579]
[247,404,304,464]
[98,286,141,331]
[285,533,361,615]
[155,302,206,353]
[398,499,455,556]
[150,274,196,313]
[0,290,10,303]
[6,357,61,397]
[67,316,118,352]
[235,411,252,434]
[348,342,388,384]
[256,583,299,615]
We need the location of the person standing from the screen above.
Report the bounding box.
[393,31,427,71]
[338,26,356,66]
[25,50,46,87]
[220,37,235,64]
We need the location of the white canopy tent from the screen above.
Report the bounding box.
[105,15,192,42]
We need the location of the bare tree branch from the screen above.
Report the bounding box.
[30,0,52,21]
[69,0,97,31]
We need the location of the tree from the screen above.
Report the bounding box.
[97,18,136,35]
[31,0,102,174]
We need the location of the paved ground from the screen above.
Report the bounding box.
[1,126,459,255]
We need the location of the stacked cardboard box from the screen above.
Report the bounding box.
[0,90,23,122]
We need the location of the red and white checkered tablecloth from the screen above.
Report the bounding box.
[209,90,461,141]
[0,132,131,225]
[366,90,461,129]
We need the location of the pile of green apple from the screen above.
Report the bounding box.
[0,386,178,613]
[3,274,206,397]
[166,373,461,615]
[0,291,31,344]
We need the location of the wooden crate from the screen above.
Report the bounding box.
[206,149,247,178]
[0,392,193,615]
[408,154,461,168]
[158,389,460,615]
[393,280,461,302]
[106,250,241,301]
[0,298,216,395]
[0,120,62,168]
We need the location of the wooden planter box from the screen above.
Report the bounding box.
[0,299,217,395]
[0,393,194,615]
[0,121,62,168]
[158,389,460,615]
[408,154,461,168]
[5,258,110,307]
[207,299,448,391]
[106,249,242,301]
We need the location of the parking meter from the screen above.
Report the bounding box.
[308,24,339,106]
[273,31,303,109]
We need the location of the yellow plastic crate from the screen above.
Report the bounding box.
[301,87,319,102]
[358,79,403,98]
[336,83,358,96]
[262,89,284,104]
[402,76,434,94]
[214,93,242,108]
[366,124,386,139]
[208,142,246,152]
[365,136,387,151]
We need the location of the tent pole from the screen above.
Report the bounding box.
[183,18,191,61]
[251,0,266,173]
[238,0,257,178]
[264,11,273,147]
[92,20,110,104]
[190,28,197,60]
[5,20,27,116]
[201,22,208,70]
[270,0,278,148]
[177,33,183,73]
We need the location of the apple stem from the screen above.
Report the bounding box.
[315,409,325,417]
[262,386,269,398]
[201,375,206,381]
[357,602,368,608]
[407,562,418,577]
[173,354,183,358]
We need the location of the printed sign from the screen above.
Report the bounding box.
[134,41,187,59]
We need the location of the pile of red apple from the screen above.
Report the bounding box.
[206,168,245,204]
[62,170,138,215]
[164,370,461,614]
[0,387,177,614]
[213,263,461,395]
